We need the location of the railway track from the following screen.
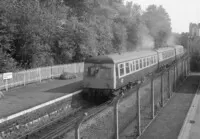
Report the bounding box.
[28,81,150,139]
[0,90,83,139]
[19,99,113,139]
[5,67,177,139]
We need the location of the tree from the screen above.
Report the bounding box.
[142,5,171,48]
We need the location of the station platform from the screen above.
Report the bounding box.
[138,75,199,139]
[120,75,200,139]
[178,73,200,139]
[0,76,83,119]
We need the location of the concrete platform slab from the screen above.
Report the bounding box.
[0,76,83,118]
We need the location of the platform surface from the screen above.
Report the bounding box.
[179,72,200,139]
[138,76,199,139]
[120,75,199,139]
[187,100,200,139]
[0,76,83,118]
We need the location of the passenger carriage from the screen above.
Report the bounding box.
[173,45,185,60]
[155,47,176,69]
[83,45,185,100]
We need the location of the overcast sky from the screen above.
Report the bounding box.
[124,0,200,33]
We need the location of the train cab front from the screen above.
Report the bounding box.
[82,62,115,101]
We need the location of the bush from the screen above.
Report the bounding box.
[59,72,77,80]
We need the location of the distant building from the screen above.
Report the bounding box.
[189,23,200,36]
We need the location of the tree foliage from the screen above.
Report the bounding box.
[0,0,173,73]
[142,5,171,48]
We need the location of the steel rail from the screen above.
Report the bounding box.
[37,100,113,139]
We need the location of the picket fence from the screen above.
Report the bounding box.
[0,62,84,91]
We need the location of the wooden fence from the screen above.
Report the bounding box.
[0,63,84,91]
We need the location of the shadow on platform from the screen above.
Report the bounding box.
[44,80,83,94]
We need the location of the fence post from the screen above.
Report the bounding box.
[23,71,26,86]
[167,69,170,98]
[182,60,184,78]
[182,59,185,79]
[38,68,41,82]
[5,79,8,91]
[151,76,155,119]
[51,66,53,79]
[114,92,124,139]
[137,84,141,136]
[75,113,87,139]
[183,60,184,76]
[161,73,164,107]
[185,60,187,78]
[174,65,176,91]
[186,60,188,77]
[82,62,84,73]
[188,58,190,76]
[75,63,77,73]
[27,70,30,84]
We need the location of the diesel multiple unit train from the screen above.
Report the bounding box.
[83,45,185,99]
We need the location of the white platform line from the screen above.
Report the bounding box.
[0,90,82,124]
[177,82,200,139]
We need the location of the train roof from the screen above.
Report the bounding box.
[172,45,184,49]
[85,45,184,64]
[85,50,157,64]
[155,47,175,53]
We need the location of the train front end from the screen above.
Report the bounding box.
[82,56,115,100]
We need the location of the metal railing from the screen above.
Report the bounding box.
[0,63,84,91]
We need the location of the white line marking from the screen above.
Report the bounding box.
[0,90,82,124]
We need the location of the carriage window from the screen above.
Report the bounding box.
[151,57,154,64]
[129,62,133,72]
[153,56,156,63]
[119,63,125,76]
[143,58,146,67]
[155,56,157,63]
[136,60,139,70]
[147,58,150,66]
[132,61,135,71]
[125,62,130,74]
[164,52,166,59]
[140,59,143,68]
